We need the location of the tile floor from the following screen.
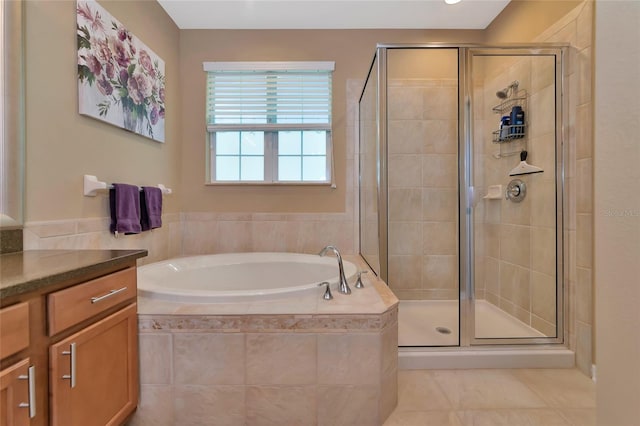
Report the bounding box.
[383,368,595,426]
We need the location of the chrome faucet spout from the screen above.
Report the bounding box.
[318,245,351,295]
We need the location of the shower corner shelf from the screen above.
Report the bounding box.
[492,88,528,144]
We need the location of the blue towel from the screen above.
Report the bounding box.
[140,186,162,231]
[109,183,142,235]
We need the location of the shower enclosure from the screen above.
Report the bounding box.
[359,45,567,349]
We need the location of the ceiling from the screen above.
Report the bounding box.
[157,0,511,30]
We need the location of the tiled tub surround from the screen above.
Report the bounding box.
[128,256,399,426]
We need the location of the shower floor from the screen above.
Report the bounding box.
[398,299,544,346]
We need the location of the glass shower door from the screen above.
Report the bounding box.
[385,48,460,347]
[466,48,565,344]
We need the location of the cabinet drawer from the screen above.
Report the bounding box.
[48,267,136,336]
[0,302,30,359]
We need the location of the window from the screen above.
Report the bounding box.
[204,62,334,184]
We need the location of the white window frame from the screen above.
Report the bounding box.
[204,61,335,186]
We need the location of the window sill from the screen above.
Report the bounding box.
[206,181,336,188]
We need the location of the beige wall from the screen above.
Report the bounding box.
[594,2,640,424]
[178,29,482,213]
[25,0,181,222]
[486,0,584,43]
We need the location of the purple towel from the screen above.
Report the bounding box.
[109,183,142,235]
[140,186,162,231]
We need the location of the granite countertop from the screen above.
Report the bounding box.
[0,249,148,300]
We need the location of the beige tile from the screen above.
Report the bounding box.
[246,334,316,385]
[484,257,500,296]
[511,369,595,409]
[422,188,457,222]
[531,54,556,94]
[388,255,422,290]
[484,224,500,258]
[380,372,399,423]
[181,221,218,255]
[381,324,399,376]
[500,224,530,268]
[174,334,244,385]
[531,271,557,324]
[423,120,458,154]
[215,221,252,253]
[499,262,530,310]
[558,408,596,426]
[389,188,423,221]
[318,385,379,426]
[388,120,427,154]
[389,154,422,188]
[174,385,245,426]
[531,226,557,276]
[138,334,172,385]
[126,385,174,426]
[577,47,592,106]
[576,158,593,214]
[423,221,457,255]
[389,222,423,256]
[575,322,593,377]
[396,370,453,411]
[422,255,458,290]
[501,191,531,226]
[528,84,556,139]
[575,267,592,324]
[384,410,462,426]
[576,213,593,268]
[531,314,556,337]
[423,86,458,120]
[432,370,546,409]
[456,409,570,426]
[422,154,458,188]
[250,220,297,252]
[389,87,423,120]
[529,179,557,229]
[246,385,316,426]
[317,333,381,385]
[575,104,593,160]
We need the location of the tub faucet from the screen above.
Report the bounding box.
[319,245,351,295]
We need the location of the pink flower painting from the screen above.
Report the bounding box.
[77,0,165,142]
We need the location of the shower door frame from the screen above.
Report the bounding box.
[361,43,569,347]
[462,46,568,346]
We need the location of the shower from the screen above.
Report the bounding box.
[496,80,519,99]
[358,44,568,356]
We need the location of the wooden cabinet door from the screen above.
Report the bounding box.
[49,304,138,426]
[0,358,34,426]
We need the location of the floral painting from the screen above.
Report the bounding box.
[77,0,165,142]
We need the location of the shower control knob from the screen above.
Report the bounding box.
[506,179,526,203]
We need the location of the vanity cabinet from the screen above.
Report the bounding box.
[0,250,146,426]
[47,267,138,426]
[49,304,138,426]
[0,358,34,426]
[0,303,35,426]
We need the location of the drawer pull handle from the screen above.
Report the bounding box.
[90,287,127,304]
[62,342,77,388]
[18,365,36,418]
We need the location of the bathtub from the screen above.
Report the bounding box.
[137,252,358,303]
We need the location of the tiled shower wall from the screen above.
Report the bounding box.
[474,54,560,337]
[386,79,459,301]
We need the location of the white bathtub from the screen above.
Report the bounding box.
[137,252,358,303]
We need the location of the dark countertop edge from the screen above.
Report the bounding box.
[0,249,148,300]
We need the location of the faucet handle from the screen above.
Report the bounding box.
[318,281,333,300]
[355,270,369,289]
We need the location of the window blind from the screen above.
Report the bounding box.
[205,63,333,128]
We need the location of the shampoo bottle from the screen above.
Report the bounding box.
[510,106,525,138]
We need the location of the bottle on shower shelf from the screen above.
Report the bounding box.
[510,105,525,138]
